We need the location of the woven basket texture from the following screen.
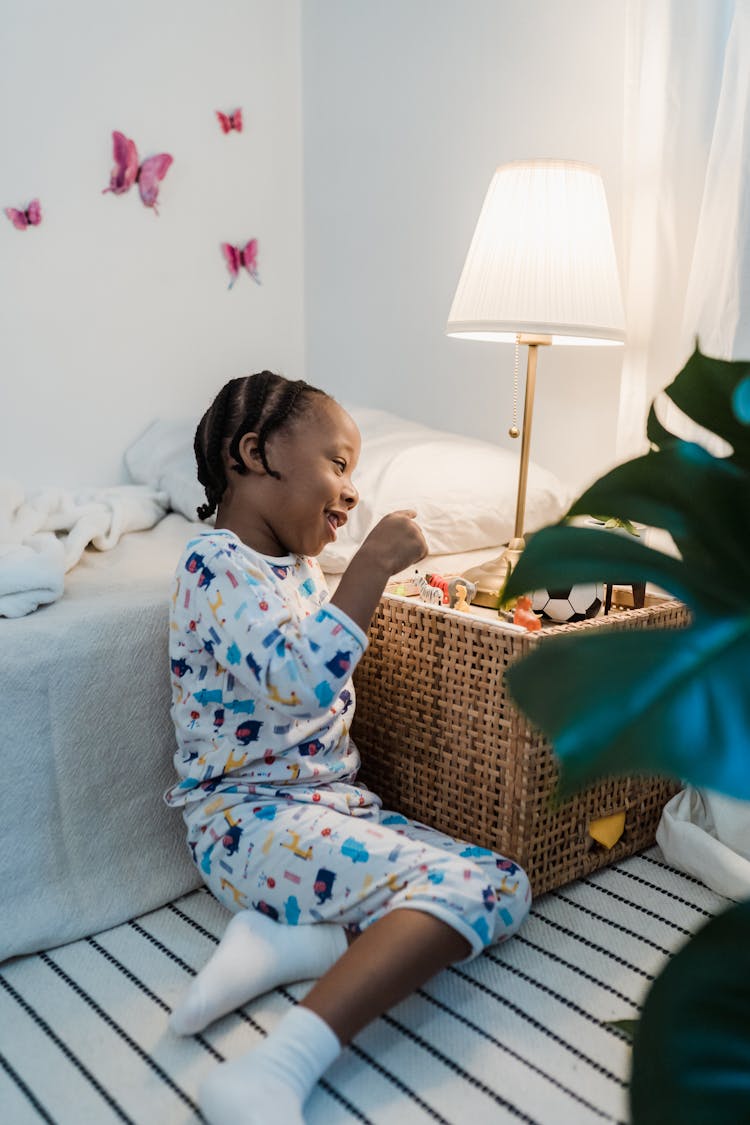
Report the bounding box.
[352,596,689,896]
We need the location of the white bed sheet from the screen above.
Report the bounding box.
[0,513,509,962]
[0,515,204,962]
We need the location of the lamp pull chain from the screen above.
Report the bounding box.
[509,335,521,438]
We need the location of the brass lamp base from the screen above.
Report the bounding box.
[463,537,526,608]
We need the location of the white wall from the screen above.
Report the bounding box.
[1,1,630,495]
[0,0,304,488]
[302,0,628,493]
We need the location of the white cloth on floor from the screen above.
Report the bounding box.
[0,478,168,617]
[656,786,750,900]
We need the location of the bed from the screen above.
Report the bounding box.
[1,406,574,964]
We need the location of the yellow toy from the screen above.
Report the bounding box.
[453,582,471,612]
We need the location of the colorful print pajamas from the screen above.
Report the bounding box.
[168,530,531,959]
[185,796,530,958]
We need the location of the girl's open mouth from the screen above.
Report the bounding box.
[326,511,345,538]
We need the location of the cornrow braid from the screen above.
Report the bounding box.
[193,370,327,521]
[227,369,276,476]
[194,379,239,521]
[254,379,306,476]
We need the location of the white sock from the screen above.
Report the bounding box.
[170,912,347,1036]
[199,1004,341,1125]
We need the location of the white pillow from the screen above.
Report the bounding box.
[124,410,573,571]
[125,419,209,527]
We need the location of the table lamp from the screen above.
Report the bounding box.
[446,158,626,607]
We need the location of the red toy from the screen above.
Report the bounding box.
[426,573,449,604]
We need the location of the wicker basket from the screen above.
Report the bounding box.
[352,595,689,896]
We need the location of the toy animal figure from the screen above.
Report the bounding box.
[513,595,541,632]
[216,108,243,133]
[447,576,476,608]
[426,573,450,604]
[221,239,261,288]
[102,131,173,213]
[453,583,471,613]
[414,571,443,606]
[4,199,42,229]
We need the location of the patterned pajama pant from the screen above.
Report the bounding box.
[186,795,531,959]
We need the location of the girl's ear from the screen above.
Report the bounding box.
[235,432,266,475]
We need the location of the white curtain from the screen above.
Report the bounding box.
[683,0,750,359]
[617,0,743,458]
[619,0,750,900]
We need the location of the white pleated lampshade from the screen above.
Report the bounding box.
[446,159,626,345]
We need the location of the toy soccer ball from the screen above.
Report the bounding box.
[531,583,604,623]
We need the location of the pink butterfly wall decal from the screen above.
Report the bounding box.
[221,240,261,288]
[5,199,42,230]
[216,108,243,133]
[102,131,173,214]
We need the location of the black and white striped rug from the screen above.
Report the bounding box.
[0,847,730,1125]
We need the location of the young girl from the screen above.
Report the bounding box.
[165,370,531,1124]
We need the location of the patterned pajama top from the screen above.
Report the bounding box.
[164,529,376,821]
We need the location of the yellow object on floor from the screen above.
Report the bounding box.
[588,810,626,849]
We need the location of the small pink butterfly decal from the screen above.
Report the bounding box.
[102,131,173,214]
[5,199,42,230]
[221,239,261,288]
[216,108,243,134]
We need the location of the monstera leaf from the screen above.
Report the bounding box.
[629,899,750,1124]
[503,347,750,801]
[505,346,750,1121]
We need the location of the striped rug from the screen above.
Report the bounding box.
[0,847,731,1125]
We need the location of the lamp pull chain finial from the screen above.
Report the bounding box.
[509,335,521,438]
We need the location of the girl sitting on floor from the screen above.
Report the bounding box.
[165,370,531,1124]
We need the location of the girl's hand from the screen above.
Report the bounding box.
[329,510,427,633]
[358,510,428,575]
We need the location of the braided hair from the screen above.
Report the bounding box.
[194,371,328,521]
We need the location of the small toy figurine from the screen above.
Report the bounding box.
[414,571,443,606]
[453,583,471,613]
[426,573,450,604]
[513,595,541,632]
[447,575,476,608]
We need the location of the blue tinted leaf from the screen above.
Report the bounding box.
[665,346,750,469]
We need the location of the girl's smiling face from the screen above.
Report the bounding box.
[218,397,361,558]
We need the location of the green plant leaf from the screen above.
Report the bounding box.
[565,446,750,585]
[630,899,750,1124]
[503,345,750,800]
[646,400,678,450]
[502,524,733,616]
[505,617,750,800]
[661,346,750,469]
[606,1018,638,1041]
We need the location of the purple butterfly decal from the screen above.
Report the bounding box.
[216,108,243,134]
[221,239,261,288]
[5,199,42,230]
[102,131,173,214]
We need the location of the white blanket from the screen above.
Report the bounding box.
[657,786,750,900]
[0,478,168,617]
